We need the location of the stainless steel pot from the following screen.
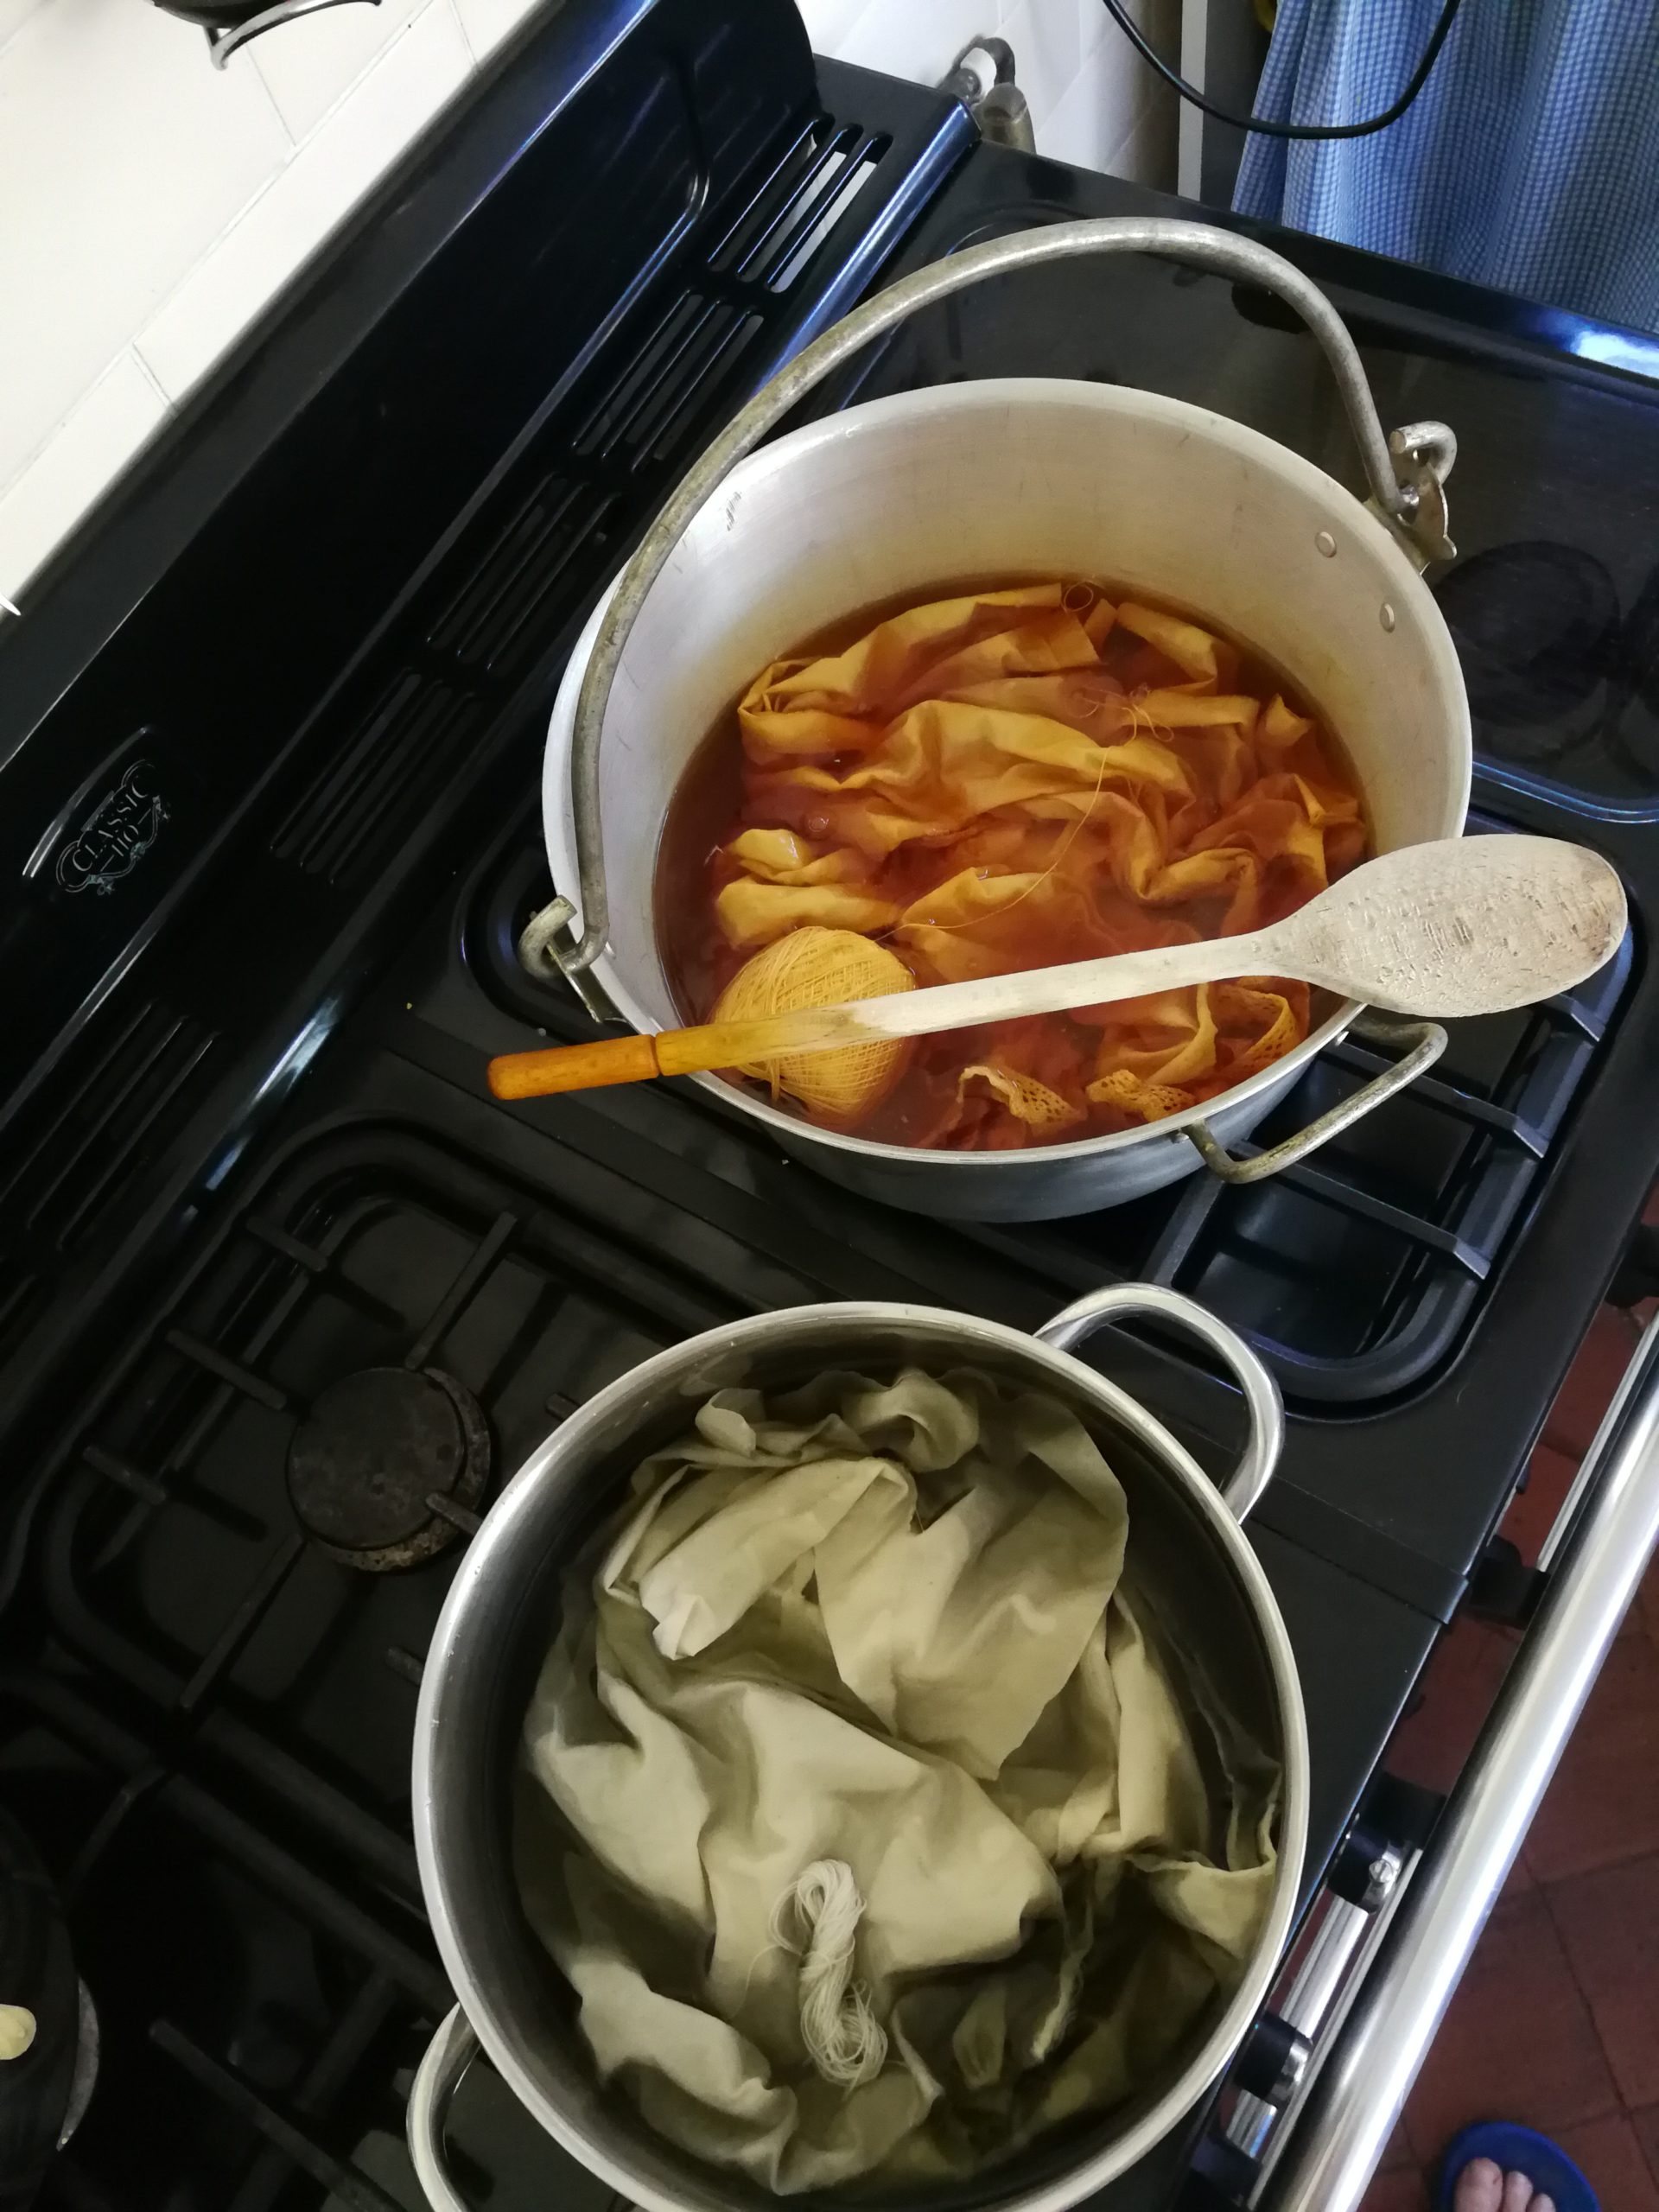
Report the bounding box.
[409,1283,1310,2212]
[529,217,1471,1221]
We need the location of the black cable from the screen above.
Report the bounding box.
[1097,0,1467,140]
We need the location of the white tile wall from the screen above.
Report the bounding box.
[0,0,47,52]
[249,0,430,140]
[1033,0,1179,182]
[450,0,546,60]
[0,0,1179,613]
[804,0,1179,187]
[137,0,474,400]
[0,0,291,492]
[792,0,868,57]
[0,355,169,601]
[833,0,997,86]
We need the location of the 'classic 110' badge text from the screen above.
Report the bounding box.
[55,760,167,895]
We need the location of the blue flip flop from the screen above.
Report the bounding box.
[1437,2121,1600,2210]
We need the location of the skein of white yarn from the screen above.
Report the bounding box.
[772,1859,888,2088]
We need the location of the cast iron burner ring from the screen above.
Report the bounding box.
[285,1366,490,1572]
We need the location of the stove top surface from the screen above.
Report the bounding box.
[4,7,1659,2209]
[3,894,1433,2212]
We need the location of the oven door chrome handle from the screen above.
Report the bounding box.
[556,214,1454,981]
[408,2005,480,2212]
[1257,1306,1659,2212]
[1036,1282,1284,1521]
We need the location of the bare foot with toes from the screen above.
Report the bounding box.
[1452,2156,1556,2212]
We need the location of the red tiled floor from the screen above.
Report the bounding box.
[1636,2103,1659,2189]
[1640,1547,1659,1645]
[1359,2169,1430,2212]
[1400,1891,1619,2164]
[1501,1847,1537,1901]
[1524,1633,1659,1883]
[1542,1302,1643,1461]
[1497,1440,1580,1565]
[1546,1853,1659,2111]
[1554,2113,1659,2210]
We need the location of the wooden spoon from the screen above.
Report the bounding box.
[486,835,1626,1102]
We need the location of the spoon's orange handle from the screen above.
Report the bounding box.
[487,996,866,1097]
[488,1033,662,1099]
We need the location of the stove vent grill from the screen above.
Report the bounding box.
[270,676,482,886]
[0,999,218,1358]
[264,112,893,889]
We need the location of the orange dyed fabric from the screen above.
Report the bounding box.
[690,582,1365,1150]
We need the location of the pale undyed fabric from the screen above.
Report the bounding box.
[515,1368,1279,2193]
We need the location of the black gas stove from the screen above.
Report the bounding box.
[3,2,1658,2206]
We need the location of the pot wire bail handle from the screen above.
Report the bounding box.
[1036,1281,1284,1520]
[552,214,1457,983]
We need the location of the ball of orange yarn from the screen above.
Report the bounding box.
[712,927,914,1125]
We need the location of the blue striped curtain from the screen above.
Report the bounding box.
[1233,0,1659,334]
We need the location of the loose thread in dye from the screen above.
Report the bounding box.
[770,1859,887,2088]
[884,693,1145,948]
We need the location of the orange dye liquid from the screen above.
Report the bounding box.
[654,578,1367,1151]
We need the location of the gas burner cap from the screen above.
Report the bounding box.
[286,1366,490,1572]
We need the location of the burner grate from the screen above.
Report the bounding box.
[29,1122,758,1886]
[3,1116,828,2207]
[0,1663,444,2211]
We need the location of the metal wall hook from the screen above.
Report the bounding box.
[939,35,1036,151]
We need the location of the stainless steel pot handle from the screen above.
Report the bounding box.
[408,2004,480,2212]
[553,214,1455,980]
[1036,1282,1284,1520]
[1184,1013,1449,1185]
[1258,1306,1659,2211]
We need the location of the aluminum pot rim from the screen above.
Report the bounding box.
[413,1300,1311,2212]
[541,373,1471,1173]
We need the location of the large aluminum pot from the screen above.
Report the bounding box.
[535,223,1474,1217]
[409,1284,1308,2212]
[534,219,1471,1221]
